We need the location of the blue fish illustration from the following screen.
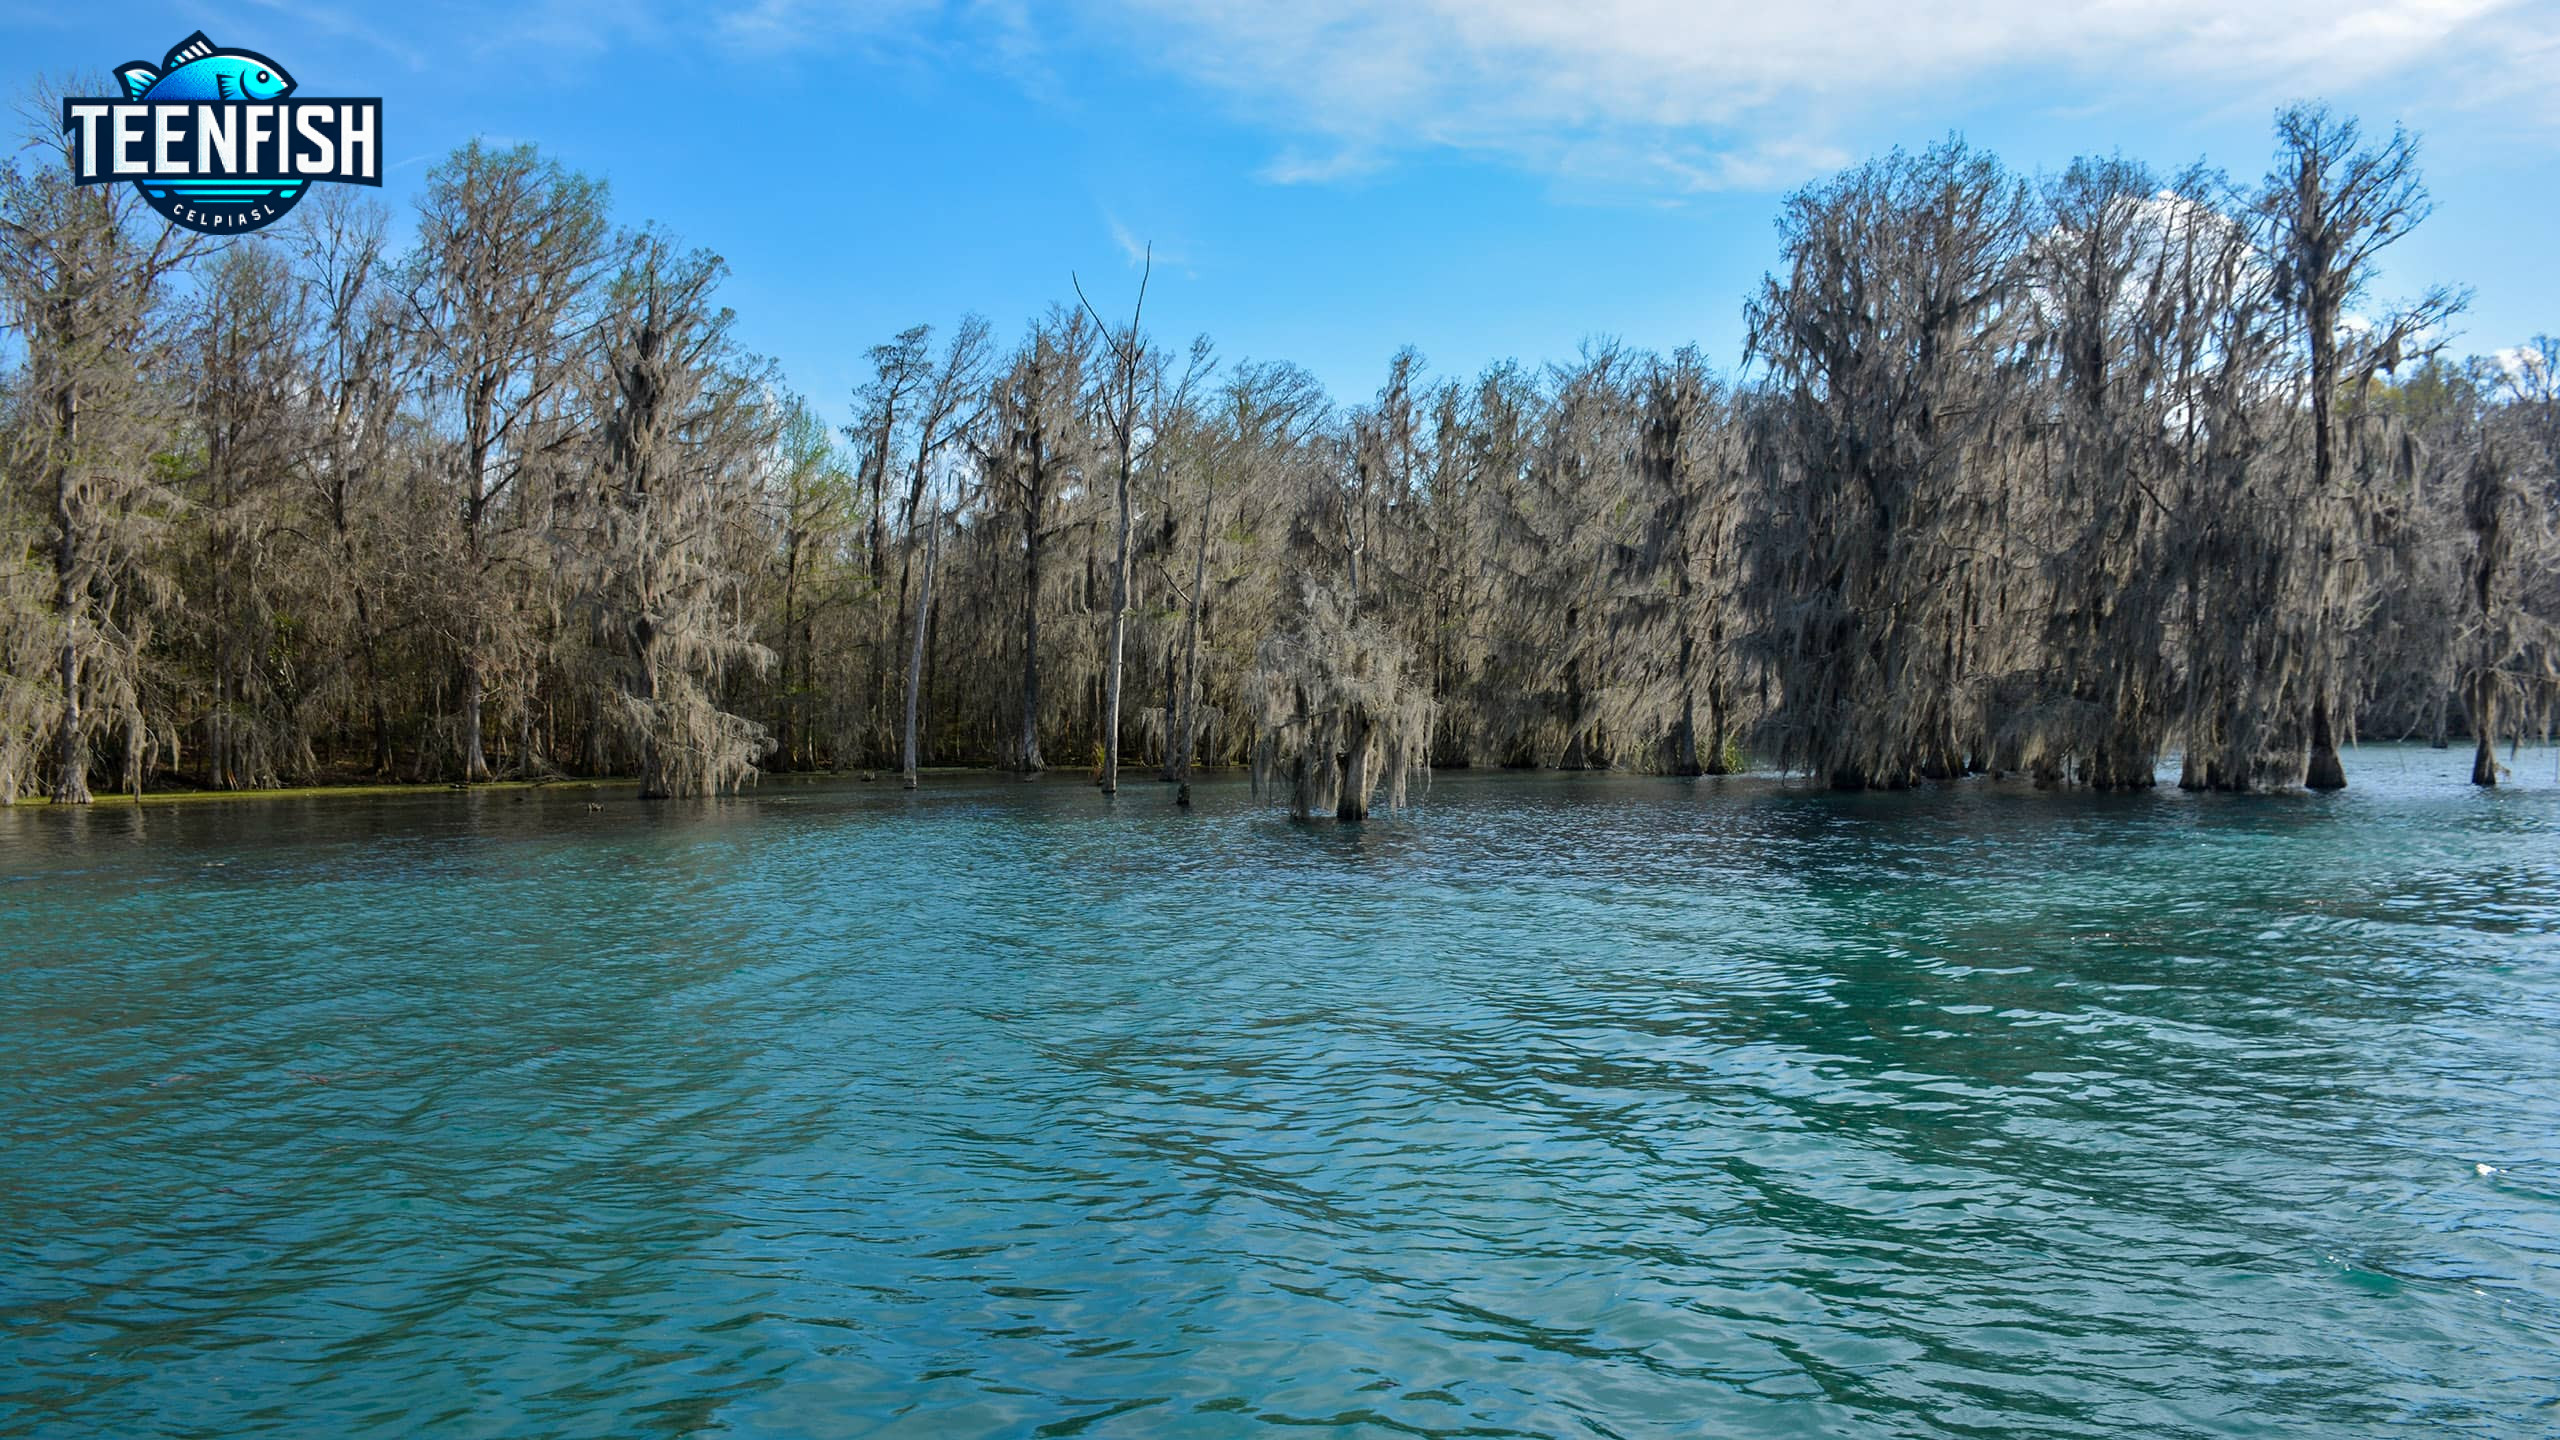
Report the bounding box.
[116,33,306,215]
[116,32,295,104]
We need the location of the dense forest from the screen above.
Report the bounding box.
[3,93,2555,813]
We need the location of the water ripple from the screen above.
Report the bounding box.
[3,749,2556,1438]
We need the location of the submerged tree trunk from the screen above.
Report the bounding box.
[776,544,801,769]
[1337,704,1375,821]
[1079,251,1149,798]
[1173,480,1213,807]
[1158,646,1179,782]
[1670,630,1703,776]
[1102,499,1129,793]
[1019,510,1045,772]
[1702,641,1734,775]
[1286,748,1314,821]
[2305,691,2346,790]
[2471,678,2499,787]
[903,506,941,789]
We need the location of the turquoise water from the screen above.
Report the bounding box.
[3,746,2557,1438]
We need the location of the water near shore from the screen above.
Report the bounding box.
[4,746,2556,1438]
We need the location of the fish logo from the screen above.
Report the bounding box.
[62,32,382,235]
[116,33,296,104]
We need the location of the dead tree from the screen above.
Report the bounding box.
[1076,248,1152,795]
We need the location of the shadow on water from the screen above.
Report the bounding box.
[2,746,2556,1438]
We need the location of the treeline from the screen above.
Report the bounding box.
[3,97,2556,811]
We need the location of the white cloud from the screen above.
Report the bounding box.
[703,0,2549,191]
[715,0,937,50]
[1104,213,1150,266]
[1259,146,1385,186]
[1090,0,2538,189]
[2493,338,2560,399]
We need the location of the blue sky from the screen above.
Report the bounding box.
[9,0,2556,425]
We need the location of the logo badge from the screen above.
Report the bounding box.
[61,32,383,234]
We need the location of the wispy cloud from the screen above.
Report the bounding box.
[714,0,935,52]
[694,0,2548,191]
[1105,212,1148,265]
[238,0,434,72]
[1101,212,1192,275]
[1258,145,1383,186]
[1090,0,2539,189]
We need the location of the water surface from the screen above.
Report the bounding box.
[4,747,2557,1437]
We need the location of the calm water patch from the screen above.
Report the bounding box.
[3,746,2557,1438]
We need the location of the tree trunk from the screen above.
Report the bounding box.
[903,506,940,789]
[2471,678,2499,787]
[2305,690,2347,790]
[635,630,666,799]
[1670,630,1702,776]
[867,449,887,587]
[1100,464,1131,795]
[1158,645,1178,781]
[777,543,801,770]
[51,631,88,805]
[1019,526,1044,772]
[460,658,490,782]
[48,391,90,806]
[1337,704,1375,821]
[2092,714,2158,790]
[1172,483,1213,807]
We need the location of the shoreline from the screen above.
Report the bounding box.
[1,767,1138,808]
[6,744,2550,810]
[6,776,634,809]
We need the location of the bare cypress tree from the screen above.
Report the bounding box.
[889,321,989,777]
[404,141,609,782]
[2162,174,2301,791]
[2459,342,2560,785]
[850,326,928,589]
[179,241,323,790]
[0,92,208,803]
[2260,105,2464,789]
[1245,580,1431,821]
[1528,343,1637,769]
[2020,158,2198,787]
[1598,346,1751,774]
[983,308,1091,772]
[765,396,852,770]
[1170,452,1214,805]
[1435,362,1540,763]
[288,191,408,777]
[1075,249,1151,794]
[1169,360,1329,802]
[1746,140,2034,788]
[2,110,2544,807]
[901,487,942,788]
[571,230,775,798]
